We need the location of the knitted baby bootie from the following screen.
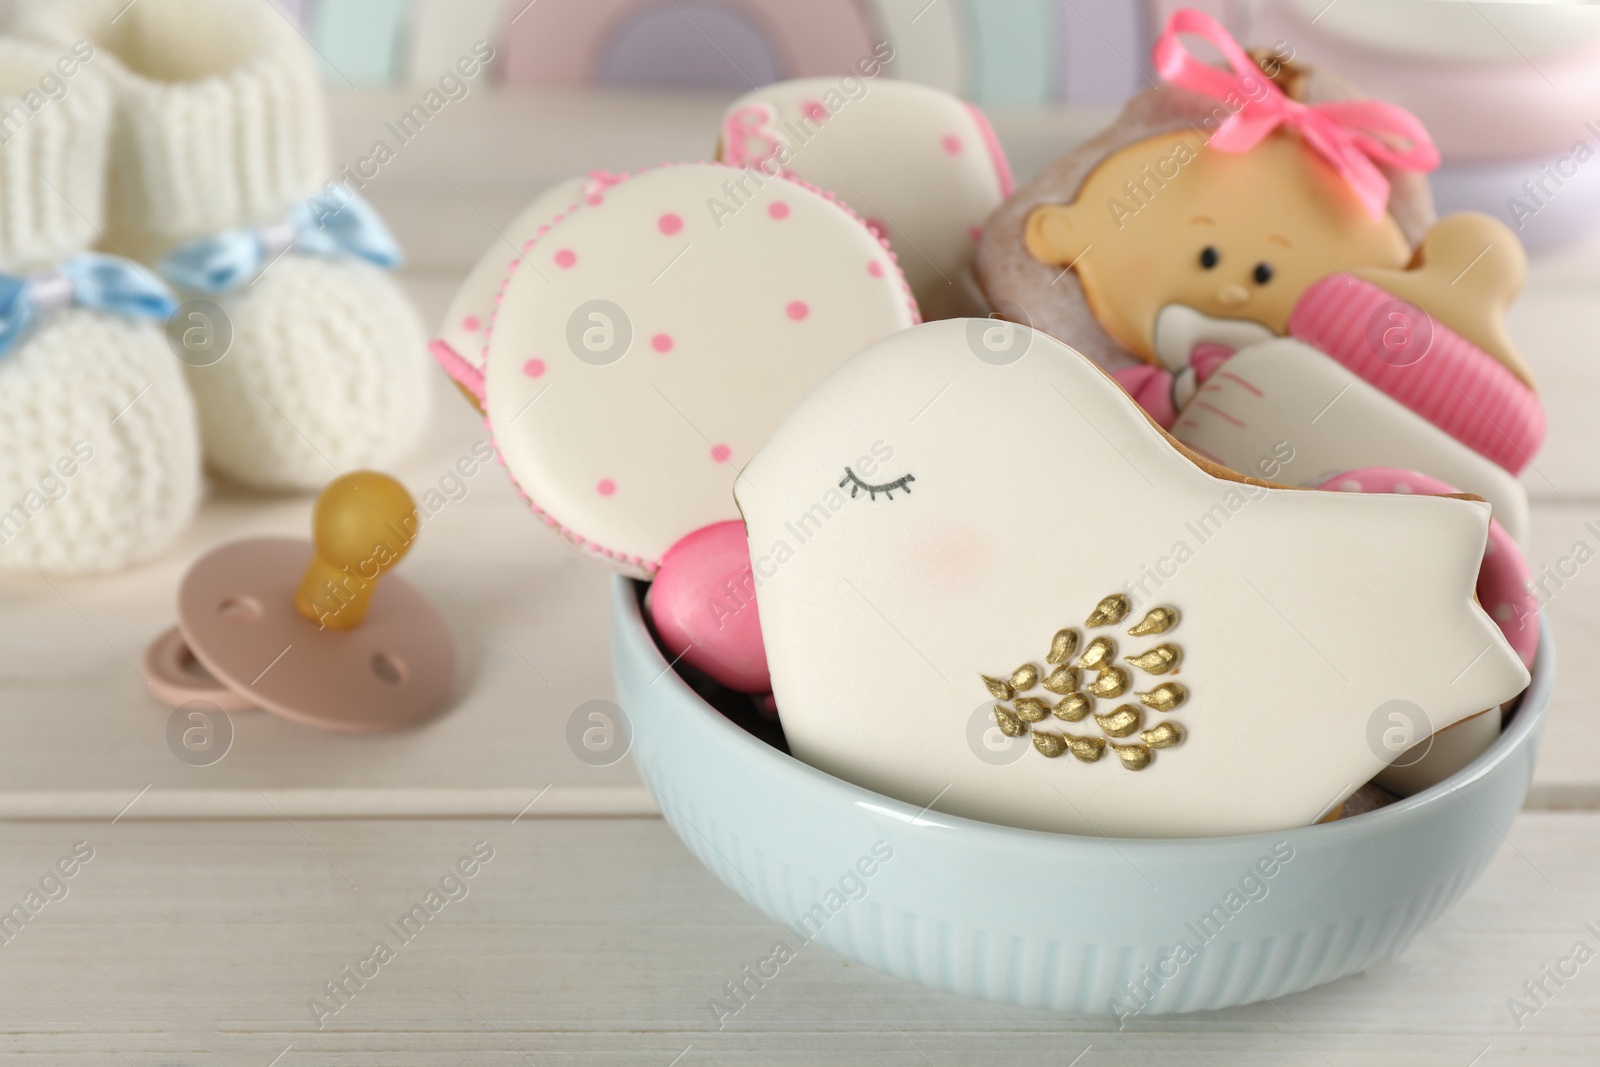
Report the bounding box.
[22,0,431,492]
[0,38,200,574]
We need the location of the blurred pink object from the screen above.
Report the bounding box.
[649,520,771,694]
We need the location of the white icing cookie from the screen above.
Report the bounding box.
[720,77,1011,321]
[736,320,1529,839]
[432,174,594,400]
[485,162,918,576]
[1171,339,1533,548]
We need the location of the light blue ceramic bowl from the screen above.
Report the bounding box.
[612,577,1553,1015]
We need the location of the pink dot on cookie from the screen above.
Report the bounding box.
[462,314,481,332]
[523,358,545,378]
[658,213,683,235]
[786,300,809,321]
[554,249,577,269]
[942,134,963,155]
[648,520,770,693]
[768,201,790,220]
[597,479,616,496]
[651,333,674,353]
[868,261,884,278]
[710,444,731,463]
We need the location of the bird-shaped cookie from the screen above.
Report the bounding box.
[735,320,1529,838]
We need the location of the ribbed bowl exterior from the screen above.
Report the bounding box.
[613,578,1552,1015]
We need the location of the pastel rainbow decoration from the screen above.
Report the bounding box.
[1056,0,1152,104]
[310,0,412,86]
[1154,8,1439,219]
[501,0,878,89]
[866,0,970,96]
[479,162,917,576]
[407,0,506,82]
[963,0,1054,106]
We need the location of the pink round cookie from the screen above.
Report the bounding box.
[720,78,1011,321]
[649,520,769,693]
[483,162,918,577]
[1316,467,1538,667]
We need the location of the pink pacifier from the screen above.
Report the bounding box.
[144,471,457,732]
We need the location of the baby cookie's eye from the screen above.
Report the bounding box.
[1199,246,1220,270]
[1252,262,1274,285]
[839,467,916,501]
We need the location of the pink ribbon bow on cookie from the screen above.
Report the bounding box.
[1153,9,1439,219]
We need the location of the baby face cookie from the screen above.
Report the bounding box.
[720,77,1011,321]
[1024,129,1411,364]
[484,162,917,576]
[735,319,1528,839]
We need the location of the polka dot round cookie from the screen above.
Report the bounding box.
[483,162,918,577]
[719,78,1012,321]
[432,172,626,409]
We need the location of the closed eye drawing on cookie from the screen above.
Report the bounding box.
[839,468,915,501]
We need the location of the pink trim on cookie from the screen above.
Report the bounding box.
[479,161,918,575]
[1289,275,1545,474]
[430,338,485,404]
[967,102,1014,198]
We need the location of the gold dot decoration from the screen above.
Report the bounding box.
[1066,735,1106,763]
[1047,628,1081,664]
[1126,644,1182,675]
[1094,704,1142,738]
[1140,721,1185,748]
[994,705,1025,737]
[1113,743,1153,771]
[978,595,1188,772]
[981,675,1015,700]
[1128,606,1179,637]
[1085,594,1131,628]
[1136,682,1187,712]
[1053,693,1092,722]
[1086,666,1130,699]
[1013,696,1051,722]
[1042,665,1080,694]
[1033,732,1068,758]
[1078,636,1116,671]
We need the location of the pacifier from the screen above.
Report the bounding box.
[144,471,456,732]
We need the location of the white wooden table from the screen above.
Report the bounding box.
[0,90,1595,1064]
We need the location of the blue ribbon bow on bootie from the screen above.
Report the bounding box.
[157,191,404,294]
[0,255,178,359]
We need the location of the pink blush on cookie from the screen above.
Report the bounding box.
[482,162,918,577]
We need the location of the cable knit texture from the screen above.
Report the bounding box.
[187,257,428,489]
[23,0,432,491]
[20,0,329,256]
[0,312,201,572]
[0,38,200,572]
[0,39,111,272]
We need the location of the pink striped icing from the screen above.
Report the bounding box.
[1288,275,1544,474]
